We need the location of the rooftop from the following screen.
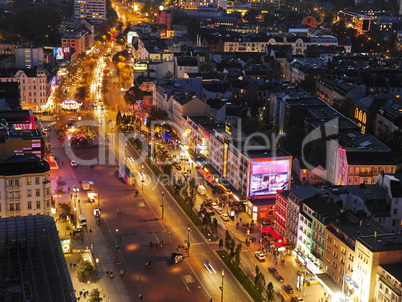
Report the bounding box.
[0,215,75,302]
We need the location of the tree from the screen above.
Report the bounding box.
[187,178,197,209]
[234,244,242,265]
[225,230,231,249]
[75,86,89,102]
[88,288,103,302]
[266,282,275,302]
[76,260,95,281]
[218,238,223,249]
[254,271,266,293]
[58,203,71,218]
[229,239,236,258]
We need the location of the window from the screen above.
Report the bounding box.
[36,201,41,209]
[14,179,19,186]
[28,202,32,209]
[394,209,398,215]
[27,189,32,197]
[9,204,14,211]
[35,177,39,185]
[27,177,31,185]
[15,203,20,211]
[8,179,13,187]
[36,189,40,197]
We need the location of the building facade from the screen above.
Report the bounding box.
[74,0,106,24]
[0,154,52,218]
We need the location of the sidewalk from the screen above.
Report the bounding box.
[44,118,130,302]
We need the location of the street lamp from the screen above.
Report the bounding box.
[141,165,145,190]
[186,225,191,257]
[220,269,225,302]
[115,228,119,263]
[161,191,165,220]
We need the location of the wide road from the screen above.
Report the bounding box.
[68,130,252,302]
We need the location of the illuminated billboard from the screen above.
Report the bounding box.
[248,157,291,198]
[53,47,72,60]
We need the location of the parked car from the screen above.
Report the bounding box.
[254,251,265,261]
[70,160,78,167]
[291,296,304,302]
[221,214,230,221]
[210,202,219,210]
[215,207,223,215]
[175,164,182,170]
[262,220,272,225]
[268,266,278,275]
[275,274,284,283]
[282,284,293,294]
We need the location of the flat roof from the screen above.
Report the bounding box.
[0,215,75,301]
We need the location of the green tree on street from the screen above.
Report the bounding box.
[88,288,103,302]
[266,282,275,302]
[254,266,266,293]
[76,260,95,281]
[235,243,242,265]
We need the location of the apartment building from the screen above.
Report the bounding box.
[0,153,52,218]
[338,11,373,34]
[328,131,400,186]
[277,181,402,301]
[74,0,106,24]
[375,104,402,137]
[0,66,50,113]
[14,47,44,69]
[61,31,87,55]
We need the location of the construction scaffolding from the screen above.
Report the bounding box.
[0,215,76,302]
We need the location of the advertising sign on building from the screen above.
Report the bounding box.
[248,157,291,198]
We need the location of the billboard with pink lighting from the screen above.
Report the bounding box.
[248,157,291,198]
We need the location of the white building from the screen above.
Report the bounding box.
[15,47,44,68]
[74,0,106,24]
[0,66,51,113]
[0,153,52,218]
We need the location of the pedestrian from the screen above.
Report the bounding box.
[152,261,155,267]
[62,161,64,165]
[89,229,92,234]
[73,263,76,269]
[68,187,70,192]
[276,260,278,266]
[79,291,83,296]
[156,243,158,248]
[69,262,73,269]
[81,238,84,243]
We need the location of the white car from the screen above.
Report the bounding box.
[72,185,80,192]
[221,214,230,221]
[210,203,219,210]
[215,207,223,215]
[255,251,266,261]
[70,160,78,167]
[93,208,101,217]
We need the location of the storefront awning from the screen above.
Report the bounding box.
[262,227,282,241]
